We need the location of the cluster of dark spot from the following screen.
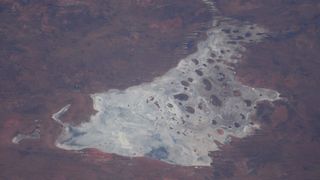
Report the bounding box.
[174,93,189,101]
[210,95,222,107]
[195,69,203,76]
[202,78,212,91]
[187,77,193,82]
[185,106,195,114]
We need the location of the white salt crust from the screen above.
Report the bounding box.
[53,3,280,166]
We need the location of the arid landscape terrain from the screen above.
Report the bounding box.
[0,0,320,179]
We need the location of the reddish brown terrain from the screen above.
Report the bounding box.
[0,0,320,179]
[212,1,320,179]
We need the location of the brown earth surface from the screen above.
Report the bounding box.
[0,0,320,179]
[213,1,320,180]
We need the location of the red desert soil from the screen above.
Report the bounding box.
[210,1,320,180]
[0,0,213,179]
[0,0,320,179]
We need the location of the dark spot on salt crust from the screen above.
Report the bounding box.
[210,95,222,106]
[154,101,160,108]
[192,59,199,65]
[236,36,244,40]
[185,106,195,114]
[211,53,216,58]
[234,122,241,128]
[198,103,203,110]
[147,147,169,160]
[244,99,252,107]
[167,103,173,108]
[69,127,87,138]
[221,29,231,34]
[256,32,265,36]
[187,77,193,82]
[207,58,215,64]
[174,93,189,101]
[233,90,241,96]
[195,69,203,76]
[212,119,217,125]
[217,72,225,81]
[245,32,252,37]
[181,81,189,87]
[202,78,212,91]
[233,29,240,33]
